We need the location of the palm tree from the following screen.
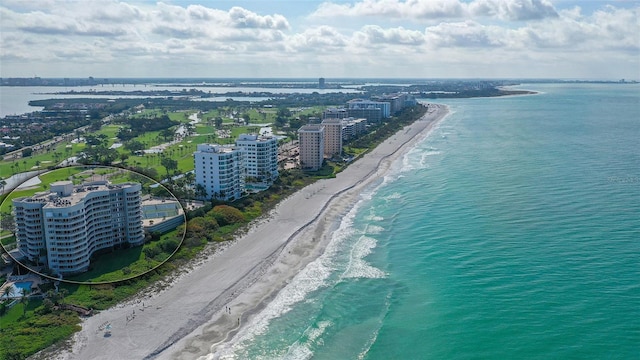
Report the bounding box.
[2,285,14,300]
[195,184,207,199]
[58,288,68,305]
[20,288,29,316]
[0,179,6,194]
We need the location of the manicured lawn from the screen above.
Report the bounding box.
[0,139,88,177]
[64,246,146,283]
[190,134,215,145]
[133,130,164,147]
[95,124,120,140]
[38,166,84,184]
[0,299,42,324]
[1,187,43,213]
[0,234,16,247]
[60,227,182,284]
[245,108,274,123]
[168,111,191,122]
[195,124,217,135]
[176,154,195,173]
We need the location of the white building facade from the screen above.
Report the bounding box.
[12,180,143,276]
[235,134,279,185]
[347,99,391,118]
[298,124,325,170]
[194,144,245,201]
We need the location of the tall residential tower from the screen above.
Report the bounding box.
[235,134,279,185]
[12,180,143,276]
[194,144,245,201]
[298,124,325,171]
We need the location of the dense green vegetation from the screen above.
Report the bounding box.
[0,300,81,360]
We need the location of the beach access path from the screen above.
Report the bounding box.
[51,104,449,360]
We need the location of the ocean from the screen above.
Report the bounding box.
[210,83,640,359]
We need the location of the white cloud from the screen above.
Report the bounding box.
[310,0,558,21]
[355,25,426,46]
[312,0,466,19]
[227,7,289,30]
[469,0,558,21]
[425,21,505,48]
[0,0,637,78]
[288,26,348,51]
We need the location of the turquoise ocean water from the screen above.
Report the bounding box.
[212,83,640,359]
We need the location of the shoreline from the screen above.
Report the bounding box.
[52,104,450,360]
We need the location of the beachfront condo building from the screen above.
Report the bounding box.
[347,107,382,123]
[342,117,368,140]
[322,107,349,119]
[298,124,325,171]
[321,118,343,158]
[235,134,279,186]
[347,99,391,119]
[12,180,144,276]
[194,144,245,201]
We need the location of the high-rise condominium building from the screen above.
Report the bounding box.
[321,118,342,158]
[298,124,325,170]
[12,180,143,276]
[235,134,279,185]
[194,144,245,201]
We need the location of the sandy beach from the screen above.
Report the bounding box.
[51,104,449,360]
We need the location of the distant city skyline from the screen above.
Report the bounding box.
[1,0,638,80]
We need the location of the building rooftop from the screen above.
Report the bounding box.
[298,124,325,132]
[237,133,276,142]
[195,143,238,153]
[15,181,138,209]
[321,118,342,124]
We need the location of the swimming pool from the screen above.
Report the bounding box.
[13,281,32,293]
[1,281,33,299]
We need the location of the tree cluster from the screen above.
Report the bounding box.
[115,115,179,142]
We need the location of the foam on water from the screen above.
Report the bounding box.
[364,214,384,222]
[365,224,384,234]
[384,192,402,200]
[209,183,384,359]
[283,320,332,360]
[342,235,387,279]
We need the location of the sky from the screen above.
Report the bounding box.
[0,0,638,79]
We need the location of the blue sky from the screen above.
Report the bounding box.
[1,0,638,79]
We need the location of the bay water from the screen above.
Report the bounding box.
[212,83,640,359]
